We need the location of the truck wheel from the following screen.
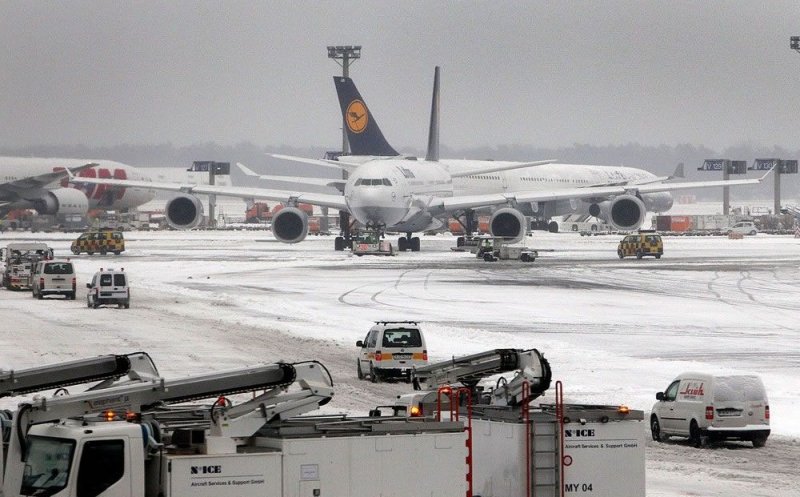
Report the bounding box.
[357,361,364,380]
[69,292,76,300]
[334,237,344,251]
[483,252,494,262]
[124,302,130,309]
[751,435,767,448]
[456,237,465,247]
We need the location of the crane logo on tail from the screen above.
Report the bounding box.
[345,100,368,133]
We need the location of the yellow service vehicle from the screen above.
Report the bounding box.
[70,230,125,255]
[617,231,663,259]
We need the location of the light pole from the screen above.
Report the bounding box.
[327,46,362,155]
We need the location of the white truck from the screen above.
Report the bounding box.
[473,237,538,262]
[396,349,646,497]
[0,354,468,497]
[1,243,53,290]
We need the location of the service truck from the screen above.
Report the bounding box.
[0,354,467,497]
[1,243,53,290]
[396,349,646,497]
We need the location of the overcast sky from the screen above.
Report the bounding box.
[1,1,799,152]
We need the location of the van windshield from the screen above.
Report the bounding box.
[382,328,422,348]
[713,376,766,402]
[44,263,73,275]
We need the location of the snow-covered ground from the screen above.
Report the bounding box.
[1,229,798,496]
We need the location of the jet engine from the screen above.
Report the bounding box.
[642,192,673,213]
[165,195,204,230]
[31,188,89,215]
[272,206,309,243]
[589,194,646,231]
[489,208,526,244]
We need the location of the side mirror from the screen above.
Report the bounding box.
[356,340,364,348]
[86,283,91,288]
[656,392,664,401]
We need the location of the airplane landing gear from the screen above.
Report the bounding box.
[398,233,420,252]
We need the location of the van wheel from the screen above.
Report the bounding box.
[114,251,121,255]
[93,301,99,309]
[87,251,94,255]
[101,250,107,255]
[689,420,705,448]
[636,250,643,260]
[71,247,80,255]
[650,416,664,442]
[356,361,364,380]
[37,290,43,300]
[369,364,380,383]
[617,250,624,259]
[124,302,130,309]
[752,435,767,448]
[87,299,92,308]
[69,292,76,300]
[655,254,662,259]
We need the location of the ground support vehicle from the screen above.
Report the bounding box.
[1,243,53,290]
[30,259,76,299]
[357,321,427,382]
[473,237,537,262]
[726,220,758,236]
[0,355,470,497]
[86,267,130,308]
[351,230,395,256]
[70,229,125,255]
[617,231,663,259]
[395,349,644,497]
[651,372,770,447]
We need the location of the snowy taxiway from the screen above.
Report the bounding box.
[1,230,798,496]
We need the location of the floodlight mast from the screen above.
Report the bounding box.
[327,45,362,155]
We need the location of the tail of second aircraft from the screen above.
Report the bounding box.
[333,76,398,156]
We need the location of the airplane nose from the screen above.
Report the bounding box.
[348,187,407,227]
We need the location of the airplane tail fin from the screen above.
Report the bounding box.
[670,163,685,179]
[333,77,398,156]
[425,66,440,162]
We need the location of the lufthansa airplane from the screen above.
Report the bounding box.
[72,69,769,251]
[0,157,155,219]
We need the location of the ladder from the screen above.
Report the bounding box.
[530,416,560,497]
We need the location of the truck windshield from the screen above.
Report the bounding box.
[382,329,422,348]
[21,435,76,497]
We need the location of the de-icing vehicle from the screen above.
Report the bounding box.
[0,353,469,497]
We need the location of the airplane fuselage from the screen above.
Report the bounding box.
[0,157,155,211]
[344,158,672,232]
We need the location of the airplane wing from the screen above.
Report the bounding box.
[435,169,771,212]
[237,163,346,189]
[68,176,348,211]
[447,160,557,178]
[0,162,97,195]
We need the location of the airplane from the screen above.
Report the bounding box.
[69,68,770,252]
[0,157,156,219]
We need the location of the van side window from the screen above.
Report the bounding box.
[366,331,378,348]
[664,380,680,401]
[76,439,125,497]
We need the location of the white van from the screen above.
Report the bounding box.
[86,268,130,309]
[356,321,428,383]
[31,260,77,300]
[651,372,770,447]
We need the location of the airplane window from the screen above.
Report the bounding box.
[354,178,363,186]
[371,179,382,185]
[382,178,392,186]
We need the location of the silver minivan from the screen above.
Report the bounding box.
[86,268,130,309]
[651,372,770,447]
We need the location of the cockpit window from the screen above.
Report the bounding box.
[355,178,390,186]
